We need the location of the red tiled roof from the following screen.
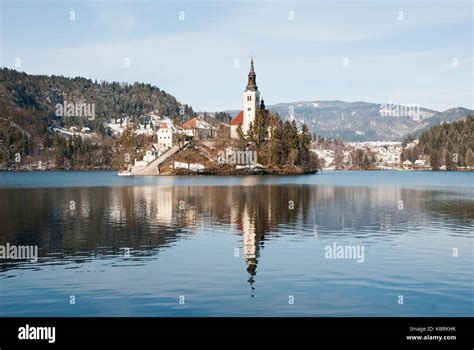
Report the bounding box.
[181,118,197,129]
[159,123,168,128]
[230,111,244,126]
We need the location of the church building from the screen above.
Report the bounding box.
[230,58,261,139]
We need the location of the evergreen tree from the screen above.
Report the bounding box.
[445,150,455,170]
[253,109,267,148]
[289,120,300,150]
[299,123,311,166]
[237,124,245,141]
[430,149,440,170]
[246,121,255,142]
[270,125,282,165]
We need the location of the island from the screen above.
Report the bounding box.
[121,57,320,176]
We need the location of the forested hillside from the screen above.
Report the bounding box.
[401,116,474,169]
[0,68,194,169]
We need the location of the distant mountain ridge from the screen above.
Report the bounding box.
[226,101,472,142]
[407,107,474,138]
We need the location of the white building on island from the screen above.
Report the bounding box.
[157,123,173,149]
[231,57,261,139]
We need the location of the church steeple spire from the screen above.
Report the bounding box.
[246,56,258,91]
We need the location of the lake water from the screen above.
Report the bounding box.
[0,171,472,316]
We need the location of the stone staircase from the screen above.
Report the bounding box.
[132,141,191,176]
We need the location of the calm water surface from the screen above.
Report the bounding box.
[0,171,473,316]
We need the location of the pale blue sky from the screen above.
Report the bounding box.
[0,0,472,112]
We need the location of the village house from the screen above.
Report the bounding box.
[143,144,160,163]
[414,159,427,167]
[181,117,215,139]
[132,144,160,173]
[402,160,413,169]
[157,123,173,150]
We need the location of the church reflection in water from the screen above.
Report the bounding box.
[1,184,472,297]
[233,205,261,297]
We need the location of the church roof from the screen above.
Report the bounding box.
[230,111,244,125]
[245,58,258,92]
[181,118,197,129]
[146,144,158,151]
[181,117,214,130]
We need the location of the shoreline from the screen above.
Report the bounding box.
[1,168,473,174]
[168,167,319,176]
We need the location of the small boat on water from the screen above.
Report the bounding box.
[118,164,133,176]
[117,168,133,176]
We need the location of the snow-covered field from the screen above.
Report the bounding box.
[311,149,335,170]
[312,141,407,169]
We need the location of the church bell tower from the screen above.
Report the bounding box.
[242,57,260,135]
